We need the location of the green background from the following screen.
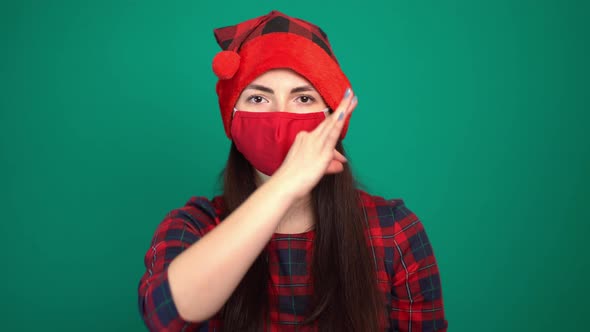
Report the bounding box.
[1,0,588,331]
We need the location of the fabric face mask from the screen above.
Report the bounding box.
[230,108,330,176]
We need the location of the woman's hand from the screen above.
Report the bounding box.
[270,88,357,199]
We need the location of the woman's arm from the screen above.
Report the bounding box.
[139,89,356,329]
[166,177,296,322]
[137,178,299,330]
[166,90,358,323]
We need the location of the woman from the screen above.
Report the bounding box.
[138,10,448,332]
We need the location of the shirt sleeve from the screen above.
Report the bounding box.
[389,201,448,332]
[137,197,220,332]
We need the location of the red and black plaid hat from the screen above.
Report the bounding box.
[212,10,352,139]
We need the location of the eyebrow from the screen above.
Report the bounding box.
[244,84,316,94]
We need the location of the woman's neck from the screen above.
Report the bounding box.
[255,169,315,234]
[276,194,314,234]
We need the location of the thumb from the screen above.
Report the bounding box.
[325,160,345,174]
[333,150,348,163]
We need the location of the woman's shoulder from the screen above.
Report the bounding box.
[356,188,419,230]
[163,194,226,231]
[356,188,406,208]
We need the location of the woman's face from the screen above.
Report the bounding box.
[234,68,328,113]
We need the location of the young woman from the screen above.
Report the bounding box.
[138,10,448,332]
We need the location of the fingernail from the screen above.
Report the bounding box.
[352,96,358,104]
[338,112,344,121]
[344,88,351,98]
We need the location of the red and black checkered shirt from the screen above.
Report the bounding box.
[138,189,448,331]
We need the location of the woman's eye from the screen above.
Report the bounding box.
[248,96,267,104]
[297,95,315,104]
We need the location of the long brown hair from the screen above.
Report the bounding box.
[219,141,384,331]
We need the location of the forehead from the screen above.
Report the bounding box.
[249,68,317,90]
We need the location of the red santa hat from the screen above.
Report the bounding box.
[212,10,353,140]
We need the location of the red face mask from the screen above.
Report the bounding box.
[230,109,329,176]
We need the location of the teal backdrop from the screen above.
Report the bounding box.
[1,0,588,331]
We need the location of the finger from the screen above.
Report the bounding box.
[317,88,354,140]
[310,110,333,136]
[346,95,358,114]
[312,87,355,138]
[324,160,345,174]
[321,95,357,150]
[310,102,344,136]
[323,91,354,136]
[334,88,355,115]
[333,150,348,163]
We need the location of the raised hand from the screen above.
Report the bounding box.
[272,88,357,199]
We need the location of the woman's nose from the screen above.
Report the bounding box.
[273,99,289,112]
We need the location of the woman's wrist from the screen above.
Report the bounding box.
[263,172,301,205]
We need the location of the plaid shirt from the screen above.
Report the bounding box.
[138,189,448,331]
